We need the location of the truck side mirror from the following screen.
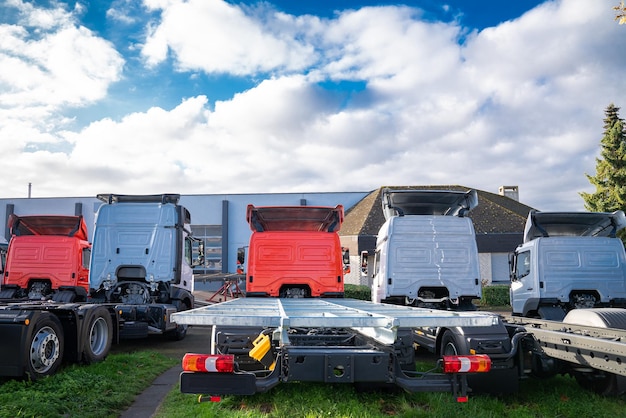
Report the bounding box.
[192,242,205,267]
[237,247,246,274]
[360,250,368,275]
[342,247,351,274]
[508,252,517,281]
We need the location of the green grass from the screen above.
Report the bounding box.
[0,351,177,418]
[3,344,626,418]
[155,373,626,418]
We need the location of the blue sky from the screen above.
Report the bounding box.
[0,0,624,210]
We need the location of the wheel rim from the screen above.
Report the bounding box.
[89,317,109,356]
[442,340,459,356]
[30,326,60,373]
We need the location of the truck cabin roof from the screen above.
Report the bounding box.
[96,193,181,205]
[95,193,189,224]
[523,210,626,242]
[381,188,478,220]
[246,205,344,232]
[8,214,88,240]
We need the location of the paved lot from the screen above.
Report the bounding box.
[110,323,213,359]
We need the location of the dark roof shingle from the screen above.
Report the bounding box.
[341,185,535,236]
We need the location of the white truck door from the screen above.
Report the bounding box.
[510,249,537,315]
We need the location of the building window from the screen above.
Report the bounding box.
[191,225,222,273]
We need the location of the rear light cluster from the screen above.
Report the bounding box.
[442,354,491,373]
[182,353,234,373]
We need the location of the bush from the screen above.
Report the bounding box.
[343,283,510,307]
[481,285,510,306]
[344,284,370,301]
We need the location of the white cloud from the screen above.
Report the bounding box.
[1,0,626,213]
[0,1,124,121]
[141,0,316,74]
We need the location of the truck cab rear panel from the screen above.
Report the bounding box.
[2,215,91,300]
[245,205,347,298]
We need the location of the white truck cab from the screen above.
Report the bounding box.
[369,188,481,309]
[510,210,626,320]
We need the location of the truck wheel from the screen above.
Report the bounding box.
[167,301,189,341]
[440,329,467,356]
[25,312,64,380]
[167,323,188,341]
[573,371,622,395]
[82,307,113,364]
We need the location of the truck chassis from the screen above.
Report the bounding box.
[411,309,626,396]
[501,312,626,394]
[172,298,498,400]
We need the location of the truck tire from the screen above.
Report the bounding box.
[440,328,519,395]
[167,322,188,341]
[167,301,189,341]
[440,329,467,356]
[25,312,64,380]
[82,307,113,364]
[573,371,626,395]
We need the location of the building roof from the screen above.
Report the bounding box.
[341,185,535,236]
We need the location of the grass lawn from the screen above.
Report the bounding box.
[154,373,626,418]
[0,351,177,418]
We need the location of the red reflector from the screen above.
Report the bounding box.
[182,353,235,373]
[456,396,468,403]
[442,354,491,373]
[210,396,221,402]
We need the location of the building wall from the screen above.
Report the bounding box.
[344,255,370,287]
[490,253,512,284]
[479,252,512,286]
[479,253,492,285]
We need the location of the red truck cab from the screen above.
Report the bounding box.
[0,215,91,301]
[245,205,348,298]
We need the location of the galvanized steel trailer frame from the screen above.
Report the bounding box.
[172,298,499,398]
[503,316,626,378]
[172,297,499,345]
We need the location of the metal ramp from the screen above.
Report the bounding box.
[172,298,498,345]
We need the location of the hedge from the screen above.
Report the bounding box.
[480,284,510,306]
[344,284,371,301]
[343,283,511,307]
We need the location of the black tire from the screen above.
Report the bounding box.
[167,322,188,341]
[573,371,624,395]
[25,312,64,380]
[167,301,189,341]
[82,307,113,364]
[440,329,467,356]
[439,328,519,395]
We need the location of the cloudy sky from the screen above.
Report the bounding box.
[1,0,624,211]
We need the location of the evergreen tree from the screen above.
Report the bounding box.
[581,104,626,213]
[615,0,626,24]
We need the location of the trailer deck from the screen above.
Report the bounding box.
[172,297,499,345]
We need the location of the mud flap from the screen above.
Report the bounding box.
[467,366,519,395]
[181,371,257,395]
[119,321,149,339]
[538,306,566,321]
